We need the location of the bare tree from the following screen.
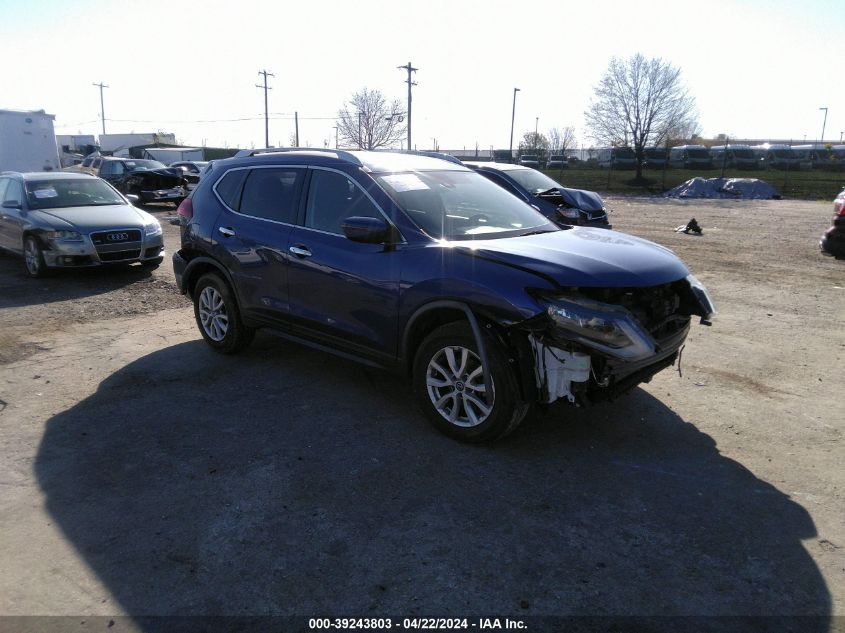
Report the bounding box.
[337,88,406,150]
[547,126,577,155]
[584,54,698,179]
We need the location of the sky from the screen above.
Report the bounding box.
[2,0,844,152]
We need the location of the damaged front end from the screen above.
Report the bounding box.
[514,275,715,406]
[126,169,188,203]
[537,187,611,228]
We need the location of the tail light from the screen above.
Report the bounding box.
[177,197,193,220]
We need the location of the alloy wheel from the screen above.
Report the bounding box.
[198,286,228,342]
[425,345,493,427]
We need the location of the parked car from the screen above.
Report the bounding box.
[547,155,568,169]
[170,161,210,190]
[95,158,188,206]
[464,161,610,228]
[172,149,714,442]
[63,152,102,175]
[820,187,845,258]
[518,154,540,168]
[0,171,164,277]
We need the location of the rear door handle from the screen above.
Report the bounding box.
[218,226,236,238]
[289,245,312,258]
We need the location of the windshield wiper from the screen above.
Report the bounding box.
[536,187,561,196]
[520,228,558,236]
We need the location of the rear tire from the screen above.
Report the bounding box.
[413,322,528,442]
[193,273,255,353]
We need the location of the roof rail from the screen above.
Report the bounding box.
[373,149,463,165]
[233,147,362,165]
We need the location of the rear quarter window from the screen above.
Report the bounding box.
[214,169,249,211]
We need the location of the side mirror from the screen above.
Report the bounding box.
[342,216,392,244]
[1,200,22,209]
[126,194,140,204]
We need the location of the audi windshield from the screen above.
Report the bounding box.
[25,179,126,210]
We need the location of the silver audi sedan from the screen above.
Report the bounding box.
[0,172,164,278]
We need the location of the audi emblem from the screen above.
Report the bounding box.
[107,232,129,242]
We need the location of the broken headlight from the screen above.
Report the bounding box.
[685,274,716,322]
[543,295,657,361]
[558,207,580,219]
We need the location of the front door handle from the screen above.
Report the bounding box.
[218,226,236,238]
[289,245,312,258]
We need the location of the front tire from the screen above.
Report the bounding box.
[193,273,255,353]
[413,322,528,442]
[23,236,48,278]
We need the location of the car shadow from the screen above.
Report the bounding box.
[0,249,162,309]
[34,334,830,628]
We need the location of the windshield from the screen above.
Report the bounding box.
[377,170,556,241]
[503,168,561,194]
[687,149,710,159]
[25,178,126,210]
[125,160,166,171]
[520,155,538,161]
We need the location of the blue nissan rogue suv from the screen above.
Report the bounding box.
[173,149,714,442]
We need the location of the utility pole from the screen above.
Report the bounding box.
[294,111,300,147]
[398,62,417,152]
[92,82,108,135]
[819,107,828,143]
[256,69,274,148]
[509,88,520,161]
[333,126,338,149]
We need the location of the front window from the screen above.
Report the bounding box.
[377,169,556,241]
[124,160,166,171]
[25,179,126,209]
[503,168,561,194]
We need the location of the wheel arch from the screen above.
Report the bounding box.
[181,255,238,300]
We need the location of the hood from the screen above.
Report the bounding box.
[456,227,688,288]
[30,205,151,231]
[541,187,604,211]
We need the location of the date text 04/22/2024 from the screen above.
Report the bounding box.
[308,618,527,630]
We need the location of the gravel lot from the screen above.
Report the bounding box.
[0,198,843,629]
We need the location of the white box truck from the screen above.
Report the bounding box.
[0,109,61,172]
